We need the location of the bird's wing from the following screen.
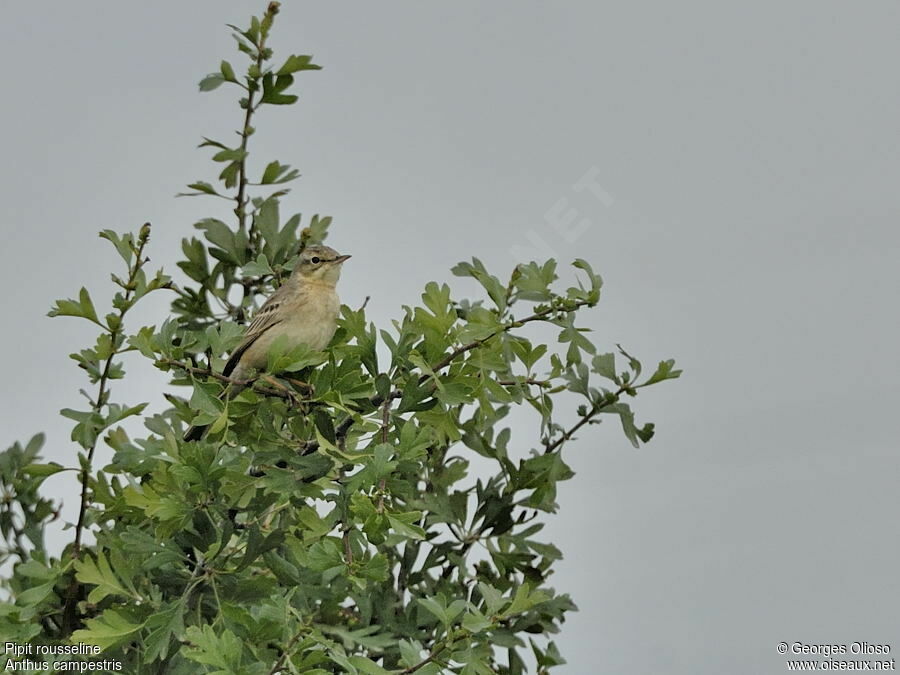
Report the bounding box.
[222,286,289,377]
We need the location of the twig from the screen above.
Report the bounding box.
[496,377,551,388]
[342,526,353,565]
[427,299,590,376]
[501,265,520,317]
[267,623,305,675]
[235,13,270,242]
[400,638,450,674]
[376,397,391,512]
[543,385,627,454]
[160,358,251,387]
[160,358,312,399]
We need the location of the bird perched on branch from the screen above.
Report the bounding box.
[184,244,350,441]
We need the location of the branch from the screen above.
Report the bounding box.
[268,623,305,675]
[65,224,152,633]
[159,358,313,405]
[400,635,452,674]
[496,377,551,388]
[235,6,274,242]
[543,385,627,454]
[427,298,591,375]
[377,396,391,511]
[72,225,151,556]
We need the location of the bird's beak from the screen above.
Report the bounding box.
[333,254,351,263]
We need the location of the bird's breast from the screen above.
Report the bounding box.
[282,287,341,352]
[237,285,341,374]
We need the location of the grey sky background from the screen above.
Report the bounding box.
[2,2,900,672]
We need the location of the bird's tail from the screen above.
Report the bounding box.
[183,423,208,442]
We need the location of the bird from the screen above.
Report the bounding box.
[183,244,350,441]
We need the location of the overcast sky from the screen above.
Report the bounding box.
[2,2,900,673]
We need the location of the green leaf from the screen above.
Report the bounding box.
[417,596,450,625]
[501,584,550,619]
[399,640,426,668]
[14,561,60,607]
[198,73,226,91]
[219,161,241,189]
[461,609,493,634]
[601,401,641,448]
[75,552,135,603]
[306,537,345,575]
[557,312,595,364]
[277,54,322,75]
[179,181,221,197]
[241,253,274,277]
[260,72,299,105]
[304,214,332,245]
[260,160,300,185]
[106,401,149,425]
[198,137,229,150]
[643,358,682,386]
[532,639,567,668]
[255,198,280,251]
[514,261,557,301]
[616,343,642,380]
[99,230,134,263]
[516,341,547,371]
[177,237,210,282]
[591,352,617,381]
[387,513,426,541]
[190,382,223,417]
[195,218,245,264]
[211,148,248,163]
[128,325,157,358]
[477,582,505,614]
[208,406,230,435]
[182,625,242,669]
[71,609,144,650]
[48,287,103,327]
[60,407,103,448]
[15,579,57,607]
[357,554,389,583]
[348,656,391,675]
[220,59,237,82]
[266,334,329,373]
[452,258,508,310]
[235,525,285,572]
[22,462,65,478]
[572,257,603,300]
[142,602,185,663]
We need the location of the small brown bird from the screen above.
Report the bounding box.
[184,244,350,441]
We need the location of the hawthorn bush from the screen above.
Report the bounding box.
[0,4,679,673]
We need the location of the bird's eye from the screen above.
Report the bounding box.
[311,256,321,264]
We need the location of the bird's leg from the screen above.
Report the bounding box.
[259,374,305,407]
[285,377,315,395]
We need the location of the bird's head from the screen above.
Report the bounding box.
[292,245,351,285]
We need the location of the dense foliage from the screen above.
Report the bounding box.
[0,4,679,673]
